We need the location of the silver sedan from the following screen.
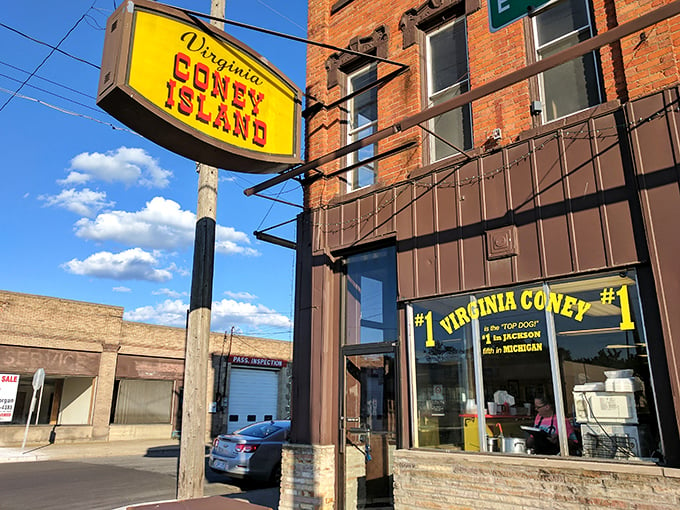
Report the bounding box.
[209,420,290,482]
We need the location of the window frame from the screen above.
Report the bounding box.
[423,16,473,163]
[342,245,398,346]
[406,269,663,462]
[531,0,603,123]
[344,63,379,193]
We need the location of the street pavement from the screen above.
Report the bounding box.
[0,439,276,510]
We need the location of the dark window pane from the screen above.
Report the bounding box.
[536,0,590,46]
[429,20,468,93]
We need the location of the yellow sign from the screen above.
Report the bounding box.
[97,1,302,173]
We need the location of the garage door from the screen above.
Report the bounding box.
[227,368,279,433]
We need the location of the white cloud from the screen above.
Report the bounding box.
[224,291,258,300]
[123,297,291,332]
[74,196,259,255]
[62,248,172,282]
[60,147,172,188]
[39,188,115,217]
[153,288,188,298]
[211,299,292,330]
[215,239,260,256]
[113,286,131,292]
[124,299,188,326]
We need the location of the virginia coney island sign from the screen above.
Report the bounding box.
[97,0,302,173]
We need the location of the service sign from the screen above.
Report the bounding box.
[0,374,20,422]
[97,0,302,173]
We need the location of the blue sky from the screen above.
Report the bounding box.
[0,0,308,341]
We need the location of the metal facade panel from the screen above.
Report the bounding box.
[375,188,397,238]
[533,133,574,276]
[457,159,486,290]
[396,183,416,299]
[481,150,514,287]
[434,176,462,295]
[562,122,608,271]
[628,89,680,424]
[508,141,543,282]
[358,194,375,241]
[325,206,342,250]
[414,176,438,297]
[592,112,639,266]
[342,199,359,246]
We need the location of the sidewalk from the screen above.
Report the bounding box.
[0,439,275,510]
[0,437,181,463]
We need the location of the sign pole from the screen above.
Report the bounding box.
[21,368,45,449]
[176,1,224,500]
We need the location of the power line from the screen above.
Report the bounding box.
[0,72,100,113]
[0,3,97,113]
[0,22,100,71]
[0,60,96,100]
[0,85,140,135]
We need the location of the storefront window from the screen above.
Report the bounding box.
[111,379,173,424]
[410,296,477,450]
[408,270,661,461]
[2,376,94,425]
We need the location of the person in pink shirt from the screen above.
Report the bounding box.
[527,396,577,455]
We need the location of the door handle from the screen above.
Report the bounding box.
[348,427,370,434]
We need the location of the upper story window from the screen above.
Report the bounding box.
[425,17,472,162]
[344,246,398,345]
[533,0,603,122]
[345,64,378,192]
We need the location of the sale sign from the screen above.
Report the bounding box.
[0,374,20,422]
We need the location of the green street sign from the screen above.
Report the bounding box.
[488,0,552,32]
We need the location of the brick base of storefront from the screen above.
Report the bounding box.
[393,449,680,509]
[279,444,335,510]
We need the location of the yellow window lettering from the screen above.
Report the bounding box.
[440,314,457,335]
[520,290,533,310]
[455,307,471,327]
[560,295,577,318]
[468,300,480,320]
[575,300,591,321]
[533,290,546,311]
[481,294,498,315]
[501,291,518,311]
[546,292,563,315]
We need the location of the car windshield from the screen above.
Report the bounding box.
[234,422,283,438]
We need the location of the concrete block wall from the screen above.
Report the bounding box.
[393,449,680,509]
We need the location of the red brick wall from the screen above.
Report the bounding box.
[304,0,680,209]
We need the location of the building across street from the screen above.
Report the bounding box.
[0,289,292,447]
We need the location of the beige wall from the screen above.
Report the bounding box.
[0,289,292,446]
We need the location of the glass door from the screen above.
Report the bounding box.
[342,350,396,510]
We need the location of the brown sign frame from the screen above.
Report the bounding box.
[97,0,302,173]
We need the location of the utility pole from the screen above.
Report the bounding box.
[177,0,225,500]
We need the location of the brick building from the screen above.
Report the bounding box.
[0,290,292,446]
[276,0,680,508]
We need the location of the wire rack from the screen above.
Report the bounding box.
[582,433,639,459]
